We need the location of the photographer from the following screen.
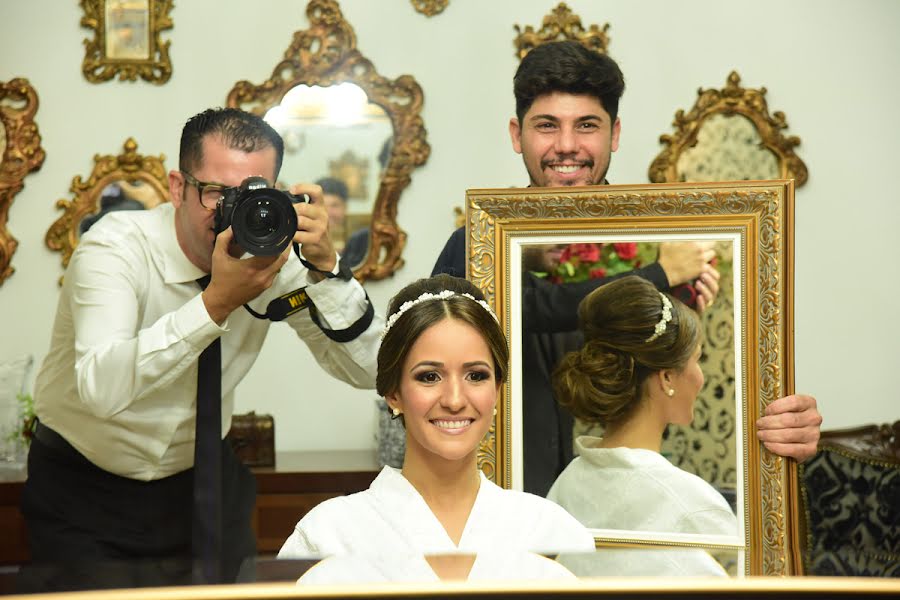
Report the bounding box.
[21,108,381,588]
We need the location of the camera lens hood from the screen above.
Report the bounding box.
[231,189,298,256]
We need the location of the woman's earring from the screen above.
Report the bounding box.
[492,407,498,417]
[391,407,401,418]
[667,388,675,397]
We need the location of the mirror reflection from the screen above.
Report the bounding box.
[264,83,393,268]
[104,0,151,61]
[516,239,739,542]
[676,113,780,182]
[78,179,165,237]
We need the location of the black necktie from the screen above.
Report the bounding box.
[193,275,222,584]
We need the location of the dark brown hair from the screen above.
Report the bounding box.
[376,274,508,398]
[179,107,284,178]
[553,276,700,428]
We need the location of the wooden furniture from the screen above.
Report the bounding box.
[0,449,379,564]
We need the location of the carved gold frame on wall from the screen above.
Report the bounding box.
[467,181,800,575]
[649,71,808,187]
[0,78,45,287]
[46,138,169,279]
[80,0,174,84]
[513,2,610,59]
[411,0,448,17]
[227,0,430,282]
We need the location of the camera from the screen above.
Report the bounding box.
[214,176,310,256]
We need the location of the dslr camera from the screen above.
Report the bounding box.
[214,176,310,256]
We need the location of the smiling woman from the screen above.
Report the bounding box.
[277,274,594,578]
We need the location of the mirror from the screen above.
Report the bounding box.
[467,181,800,575]
[227,0,429,282]
[81,0,174,84]
[263,82,393,269]
[0,77,46,287]
[46,138,169,279]
[649,71,808,187]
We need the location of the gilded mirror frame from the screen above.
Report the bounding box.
[513,2,610,59]
[0,77,46,287]
[649,72,808,187]
[468,181,800,575]
[226,0,430,282]
[80,0,174,84]
[46,138,169,278]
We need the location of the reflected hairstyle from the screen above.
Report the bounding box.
[179,107,285,178]
[553,276,700,428]
[316,177,349,203]
[514,40,625,124]
[376,274,509,398]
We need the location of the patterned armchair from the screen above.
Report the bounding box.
[798,421,900,576]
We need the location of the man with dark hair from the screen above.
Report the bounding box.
[432,41,821,495]
[22,107,380,587]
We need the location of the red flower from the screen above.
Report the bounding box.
[612,242,638,260]
[563,243,601,263]
[589,267,607,279]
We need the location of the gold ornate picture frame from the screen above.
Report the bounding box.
[468,181,799,575]
[80,0,174,84]
[411,0,449,17]
[649,72,808,187]
[46,138,169,279]
[513,2,610,59]
[0,77,45,287]
[227,0,430,282]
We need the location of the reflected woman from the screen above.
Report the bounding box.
[547,276,736,575]
[279,274,594,579]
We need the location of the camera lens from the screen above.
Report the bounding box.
[232,190,298,256]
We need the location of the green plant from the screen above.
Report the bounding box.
[10,392,35,446]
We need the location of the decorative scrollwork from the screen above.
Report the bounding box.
[649,71,808,187]
[411,0,448,17]
[513,2,610,59]
[80,0,174,84]
[46,138,169,279]
[227,0,430,282]
[0,78,45,286]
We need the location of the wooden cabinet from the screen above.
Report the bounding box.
[0,450,379,564]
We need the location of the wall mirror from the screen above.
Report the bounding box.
[46,137,169,278]
[0,77,45,287]
[649,71,808,186]
[467,181,800,575]
[227,0,430,281]
[80,0,174,84]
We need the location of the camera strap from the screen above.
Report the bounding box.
[241,245,375,343]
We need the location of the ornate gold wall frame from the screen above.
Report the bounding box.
[513,2,610,59]
[649,71,808,187]
[0,78,46,287]
[46,138,169,279]
[227,0,430,282]
[80,0,174,84]
[411,0,448,17]
[468,180,799,575]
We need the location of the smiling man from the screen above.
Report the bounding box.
[431,41,821,496]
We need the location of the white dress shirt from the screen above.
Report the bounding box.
[34,203,381,481]
[278,466,595,558]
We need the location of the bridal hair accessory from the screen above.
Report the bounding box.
[645,293,673,343]
[382,290,498,339]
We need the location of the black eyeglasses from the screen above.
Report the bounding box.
[180,171,232,211]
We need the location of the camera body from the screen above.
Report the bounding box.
[214,176,310,256]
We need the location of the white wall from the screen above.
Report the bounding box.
[1,0,897,452]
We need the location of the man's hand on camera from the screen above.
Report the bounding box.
[290,183,337,282]
[658,241,716,287]
[202,227,290,324]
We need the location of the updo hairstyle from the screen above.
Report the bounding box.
[553,276,701,428]
[376,274,509,399]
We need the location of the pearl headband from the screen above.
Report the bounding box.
[645,292,673,343]
[381,290,498,339]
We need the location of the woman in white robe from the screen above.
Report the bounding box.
[279,274,595,581]
[547,276,737,577]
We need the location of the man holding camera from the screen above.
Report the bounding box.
[21,108,380,587]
